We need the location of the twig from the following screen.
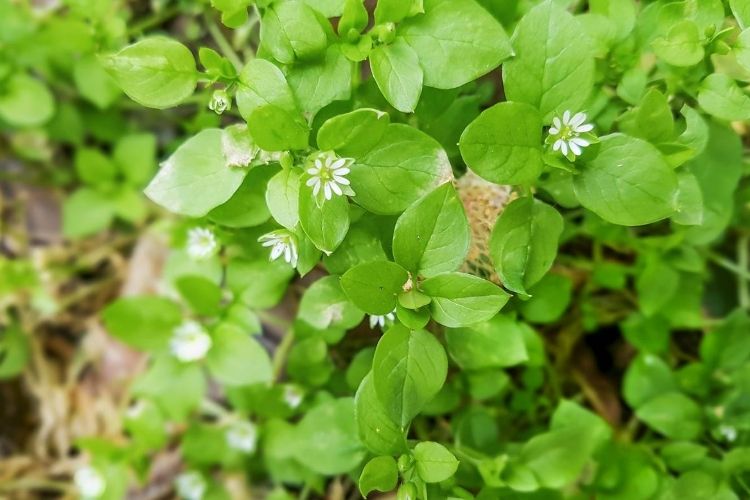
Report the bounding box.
[272,330,294,382]
[205,14,243,72]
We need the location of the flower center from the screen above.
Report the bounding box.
[559,125,577,140]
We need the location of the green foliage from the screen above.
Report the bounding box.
[4,0,750,498]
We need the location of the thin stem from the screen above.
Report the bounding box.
[737,235,749,309]
[705,250,750,281]
[205,14,243,72]
[127,5,181,36]
[272,330,295,381]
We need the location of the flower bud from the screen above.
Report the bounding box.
[208,89,231,115]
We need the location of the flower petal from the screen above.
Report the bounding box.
[552,117,562,130]
[571,137,590,147]
[575,123,594,133]
[563,110,571,124]
[553,139,563,151]
[570,112,587,127]
[306,177,319,187]
[312,181,321,197]
[333,175,350,185]
[560,141,568,156]
[569,142,582,156]
[270,244,284,260]
[324,183,332,200]
[330,181,342,196]
[549,127,559,135]
[331,158,346,169]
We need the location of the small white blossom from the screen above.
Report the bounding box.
[186,227,218,261]
[283,385,303,409]
[225,420,258,453]
[369,311,396,330]
[549,110,594,158]
[719,424,738,442]
[175,471,206,500]
[170,321,212,362]
[258,230,298,267]
[305,153,353,200]
[74,466,106,499]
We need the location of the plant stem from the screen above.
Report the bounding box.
[738,234,749,309]
[205,14,243,72]
[704,250,750,281]
[127,5,181,36]
[272,330,295,381]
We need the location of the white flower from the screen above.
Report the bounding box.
[175,471,206,500]
[305,153,353,200]
[186,227,218,261]
[283,385,303,409]
[258,230,298,267]
[549,110,594,158]
[170,321,212,362]
[369,311,396,329]
[225,420,257,453]
[719,424,738,442]
[74,466,106,499]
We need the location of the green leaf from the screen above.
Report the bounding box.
[421,272,509,328]
[370,38,423,113]
[636,257,679,317]
[144,129,247,217]
[623,354,676,408]
[74,147,117,187]
[208,166,275,228]
[652,19,704,67]
[697,73,750,121]
[248,105,310,151]
[589,0,636,41]
[414,442,459,483]
[113,133,157,186]
[102,296,182,352]
[206,324,273,386]
[175,276,222,316]
[323,218,389,274]
[359,456,399,497]
[304,0,345,17]
[372,325,448,426]
[392,183,470,278]
[445,314,528,369]
[0,73,55,127]
[685,122,742,244]
[286,44,352,115]
[102,37,197,109]
[502,1,595,120]
[459,101,544,185]
[297,275,364,330]
[519,424,599,489]
[0,323,29,379]
[619,88,675,144]
[298,187,350,253]
[489,197,563,295]
[227,257,295,309]
[574,134,678,226]
[291,398,366,475]
[73,54,121,109]
[355,373,408,455]
[132,355,206,421]
[317,108,390,157]
[351,124,452,214]
[266,168,301,229]
[236,59,298,121]
[260,1,328,64]
[399,0,512,89]
[635,392,704,440]
[732,0,750,29]
[519,273,573,324]
[340,261,408,315]
[374,0,422,23]
[62,188,115,238]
